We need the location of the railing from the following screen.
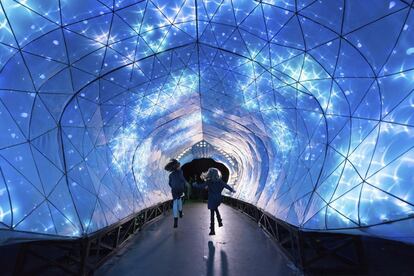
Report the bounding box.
[4,200,172,276]
[222,196,366,274]
[3,198,413,275]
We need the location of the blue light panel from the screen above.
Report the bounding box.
[1,0,414,244]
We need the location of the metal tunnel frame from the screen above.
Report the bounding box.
[2,0,414,247]
[223,196,366,274]
[2,198,414,275]
[8,201,172,276]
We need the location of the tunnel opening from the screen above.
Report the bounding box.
[181,158,230,183]
[181,158,230,200]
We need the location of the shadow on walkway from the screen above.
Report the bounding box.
[97,202,300,276]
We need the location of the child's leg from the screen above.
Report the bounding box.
[210,209,215,227]
[209,209,216,235]
[178,198,183,211]
[173,199,179,228]
[173,199,178,218]
[178,198,183,218]
[215,208,222,223]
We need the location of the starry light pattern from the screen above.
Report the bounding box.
[1,0,414,243]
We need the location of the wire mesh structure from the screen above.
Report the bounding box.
[1,0,414,244]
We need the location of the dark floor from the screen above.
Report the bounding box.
[96,202,301,276]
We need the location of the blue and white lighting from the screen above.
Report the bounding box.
[0,0,414,244]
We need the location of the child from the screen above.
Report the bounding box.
[165,159,187,228]
[193,168,235,235]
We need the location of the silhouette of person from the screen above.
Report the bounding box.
[193,168,235,235]
[165,159,187,228]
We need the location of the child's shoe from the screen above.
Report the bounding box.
[209,224,215,235]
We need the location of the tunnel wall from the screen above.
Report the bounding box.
[1,0,414,244]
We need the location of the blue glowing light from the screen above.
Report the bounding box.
[1,0,414,244]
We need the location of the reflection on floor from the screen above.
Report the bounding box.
[97,202,301,276]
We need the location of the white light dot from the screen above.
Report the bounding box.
[406,48,414,55]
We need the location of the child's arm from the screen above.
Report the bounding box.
[192,181,207,189]
[223,183,236,193]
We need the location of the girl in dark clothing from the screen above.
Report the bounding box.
[165,159,187,228]
[193,168,235,235]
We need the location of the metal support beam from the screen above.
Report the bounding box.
[222,196,366,274]
[6,200,172,276]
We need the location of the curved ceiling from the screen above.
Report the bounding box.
[1,0,414,244]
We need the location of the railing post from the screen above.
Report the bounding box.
[13,243,28,276]
[79,237,91,276]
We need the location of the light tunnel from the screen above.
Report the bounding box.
[1,0,414,246]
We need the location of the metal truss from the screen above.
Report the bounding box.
[8,200,172,276]
[222,196,366,274]
[3,198,413,275]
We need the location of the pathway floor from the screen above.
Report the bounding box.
[97,202,301,276]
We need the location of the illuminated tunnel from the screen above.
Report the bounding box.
[1,0,414,259]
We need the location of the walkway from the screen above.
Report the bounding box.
[97,202,301,276]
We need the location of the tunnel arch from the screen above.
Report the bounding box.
[0,0,414,245]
